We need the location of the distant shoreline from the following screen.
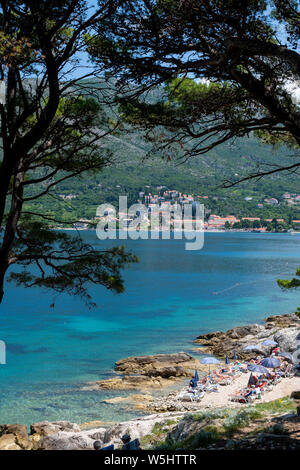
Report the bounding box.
[52,227,300,234]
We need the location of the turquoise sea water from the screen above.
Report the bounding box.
[1,231,300,426]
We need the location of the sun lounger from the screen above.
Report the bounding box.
[218,378,232,386]
[191,391,205,401]
[176,390,205,402]
[229,394,250,404]
[176,391,194,401]
[229,388,258,404]
[283,363,294,377]
[205,383,220,392]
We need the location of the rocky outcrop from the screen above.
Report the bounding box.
[264,313,300,328]
[0,433,22,450]
[194,314,300,360]
[38,427,106,450]
[30,421,81,449]
[38,413,183,450]
[0,420,86,451]
[115,352,196,376]
[88,352,202,391]
[274,328,300,353]
[166,417,211,445]
[30,420,81,438]
[0,424,31,450]
[84,375,182,391]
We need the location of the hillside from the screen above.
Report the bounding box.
[21,79,300,224]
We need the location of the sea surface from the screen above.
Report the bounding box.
[1,231,300,427]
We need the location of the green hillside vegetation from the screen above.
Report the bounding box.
[22,80,300,226]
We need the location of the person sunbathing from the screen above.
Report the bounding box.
[221,366,233,374]
[251,374,259,385]
[230,388,255,400]
[236,363,248,373]
[211,370,232,383]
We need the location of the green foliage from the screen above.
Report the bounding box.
[294,307,300,319]
[23,104,300,225]
[158,429,220,450]
[223,408,262,435]
[139,419,179,449]
[187,408,229,422]
[253,397,295,414]
[266,423,288,435]
[277,275,300,289]
[0,3,141,305]
[89,0,300,194]
[155,397,296,450]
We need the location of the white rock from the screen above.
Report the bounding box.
[274,328,300,353]
[38,413,184,450]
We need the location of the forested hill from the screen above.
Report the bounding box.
[23,80,300,224]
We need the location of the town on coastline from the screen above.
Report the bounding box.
[59,188,300,233]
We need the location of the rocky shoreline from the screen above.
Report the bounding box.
[82,313,300,395]
[1,396,300,450]
[194,313,300,359]
[1,313,299,450]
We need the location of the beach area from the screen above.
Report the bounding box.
[87,312,300,416]
[144,368,299,414]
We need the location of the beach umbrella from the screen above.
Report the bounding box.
[233,350,237,360]
[260,357,280,369]
[201,357,220,365]
[189,370,200,388]
[279,352,294,363]
[248,373,256,387]
[201,356,220,373]
[261,340,278,347]
[225,355,230,365]
[248,364,269,374]
[243,344,259,351]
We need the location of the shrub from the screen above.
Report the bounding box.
[223,408,261,435]
[188,408,228,422]
[266,423,288,435]
[254,397,295,414]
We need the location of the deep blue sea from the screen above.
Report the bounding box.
[1,231,300,427]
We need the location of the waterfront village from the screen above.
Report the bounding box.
[64,188,300,232]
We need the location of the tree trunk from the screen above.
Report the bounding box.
[0,160,25,304]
